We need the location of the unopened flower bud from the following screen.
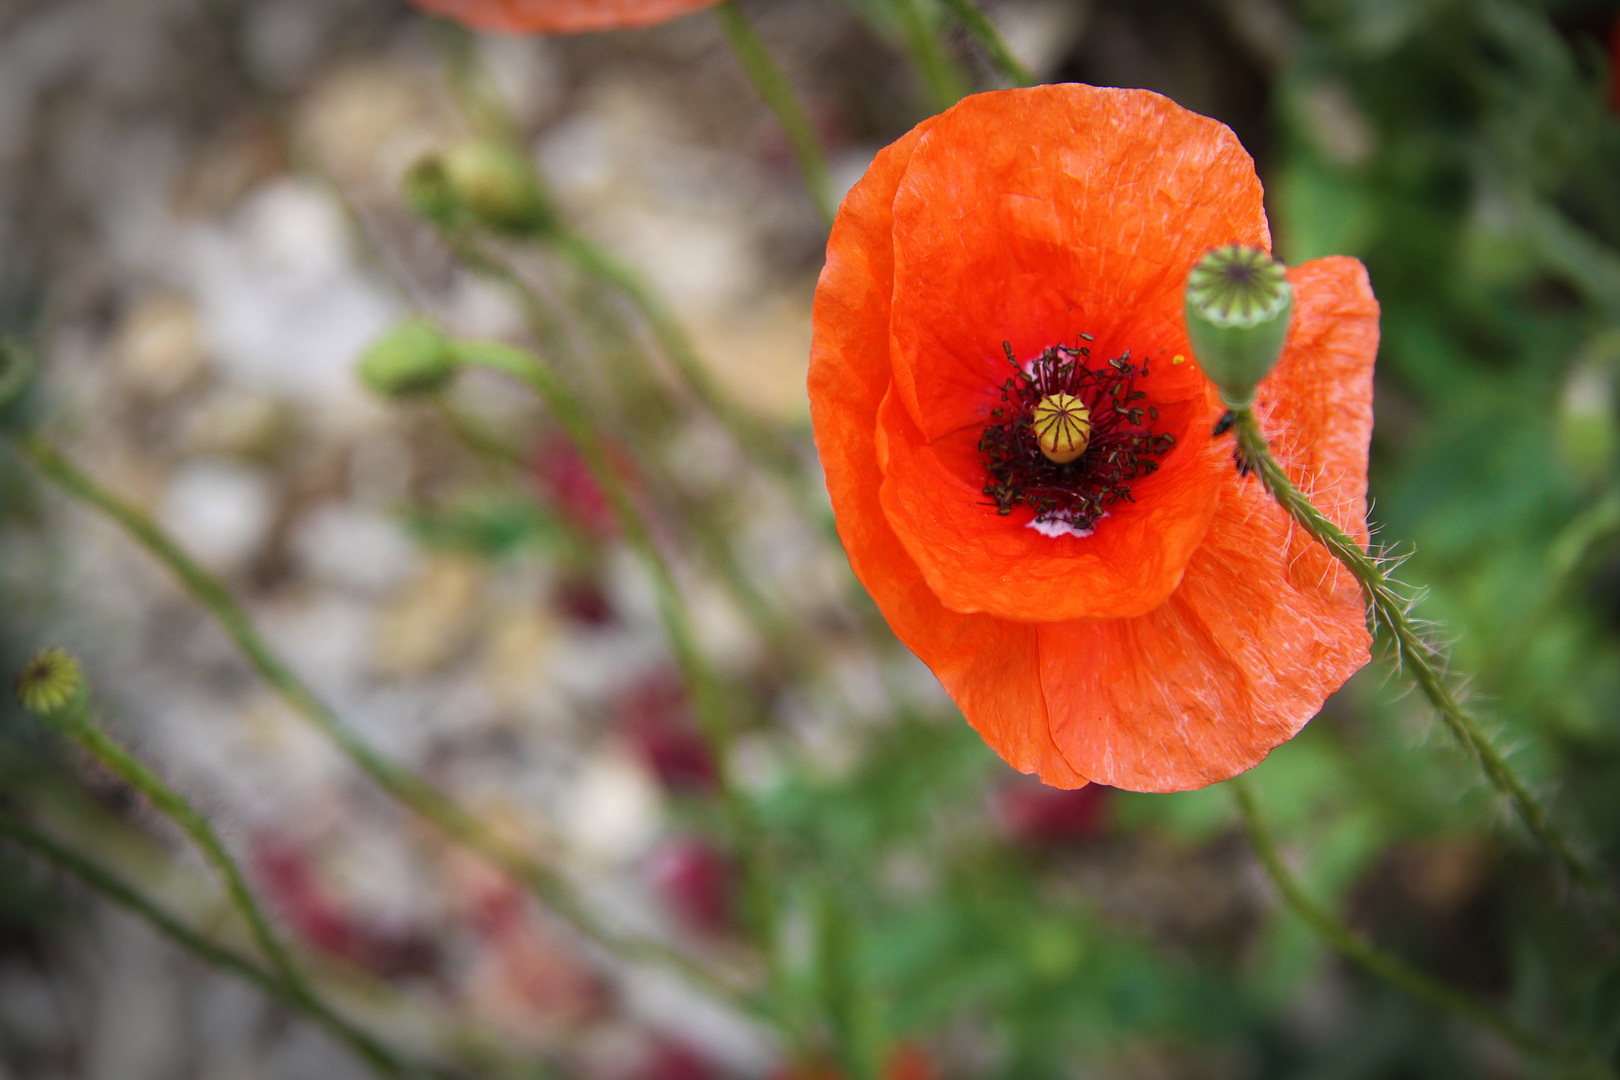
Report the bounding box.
[1184,244,1293,409]
[402,155,461,229]
[15,648,83,719]
[359,319,457,398]
[1031,393,1092,464]
[443,141,553,236]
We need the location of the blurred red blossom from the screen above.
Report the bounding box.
[616,669,718,794]
[404,0,721,35]
[645,837,734,937]
[992,778,1112,847]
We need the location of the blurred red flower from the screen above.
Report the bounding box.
[530,432,636,540]
[405,0,719,34]
[993,778,1111,846]
[808,85,1377,793]
[617,669,718,793]
[645,837,733,936]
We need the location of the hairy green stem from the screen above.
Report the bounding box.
[1231,408,1620,934]
[714,1,837,224]
[1231,779,1607,1077]
[55,710,411,1078]
[12,433,756,1012]
[891,0,970,111]
[938,0,1033,86]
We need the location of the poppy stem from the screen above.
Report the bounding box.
[31,691,415,1079]
[446,339,788,1021]
[1231,778,1611,1078]
[8,431,762,1018]
[937,0,1034,87]
[1230,408,1620,937]
[889,0,971,111]
[714,0,838,225]
[0,810,448,1078]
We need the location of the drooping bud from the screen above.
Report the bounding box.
[15,648,84,719]
[402,154,462,229]
[442,141,553,237]
[1184,244,1293,409]
[358,319,457,398]
[1031,393,1092,464]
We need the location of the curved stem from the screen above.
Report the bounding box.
[58,716,411,1078]
[451,339,782,1008]
[1230,408,1620,934]
[11,433,757,1013]
[1231,779,1607,1077]
[937,0,1033,86]
[545,228,821,520]
[0,808,283,997]
[714,1,837,225]
[891,0,970,111]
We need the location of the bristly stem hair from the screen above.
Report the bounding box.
[1231,778,1613,1079]
[1230,407,1620,936]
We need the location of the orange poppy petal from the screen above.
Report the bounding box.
[1037,257,1379,792]
[809,119,1087,788]
[887,85,1269,443]
[406,0,719,34]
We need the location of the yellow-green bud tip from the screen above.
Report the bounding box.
[443,141,553,237]
[1032,393,1092,464]
[16,648,83,717]
[1184,245,1293,409]
[359,318,457,398]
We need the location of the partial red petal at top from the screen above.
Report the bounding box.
[406,0,720,34]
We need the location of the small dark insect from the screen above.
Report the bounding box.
[1212,410,1236,437]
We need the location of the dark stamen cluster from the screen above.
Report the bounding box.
[979,337,1176,530]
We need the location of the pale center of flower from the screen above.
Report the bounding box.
[1031,393,1092,464]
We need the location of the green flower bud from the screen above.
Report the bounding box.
[443,141,553,237]
[1184,244,1294,409]
[359,319,457,398]
[15,648,83,719]
[402,155,462,229]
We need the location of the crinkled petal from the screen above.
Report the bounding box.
[809,118,1087,787]
[407,0,718,34]
[1038,257,1378,792]
[867,84,1269,618]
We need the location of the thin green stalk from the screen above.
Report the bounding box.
[891,0,970,111]
[1231,408,1620,934]
[1231,779,1608,1077]
[938,0,1032,86]
[450,339,785,1025]
[714,1,837,225]
[11,433,758,1013]
[545,228,821,522]
[0,808,283,997]
[55,711,410,1078]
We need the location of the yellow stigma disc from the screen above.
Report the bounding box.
[1032,393,1092,464]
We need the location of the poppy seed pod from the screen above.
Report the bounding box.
[443,141,553,237]
[359,319,458,398]
[1184,244,1293,409]
[402,155,462,230]
[15,648,84,719]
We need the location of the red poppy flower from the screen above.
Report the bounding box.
[404,0,719,35]
[808,85,1377,793]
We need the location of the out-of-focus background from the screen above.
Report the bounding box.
[3,0,1620,1077]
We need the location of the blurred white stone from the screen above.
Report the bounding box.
[116,293,208,396]
[478,34,565,129]
[995,0,1089,79]
[292,502,417,596]
[186,178,400,402]
[562,753,662,865]
[160,460,276,573]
